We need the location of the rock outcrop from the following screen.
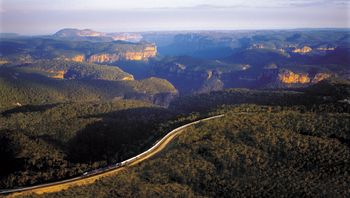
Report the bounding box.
[0,59,9,65]
[49,70,65,79]
[88,45,157,63]
[122,76,134,81]
[279,70,331,84]
[292,46,312,54]
[124,46,157,61]
[88,54,120,63]
[61,55,85,62]
[279,70,310,84]
[312,73,331,83]
[111,33,143,42]
[70,55,85,62]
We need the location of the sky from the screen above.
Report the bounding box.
[0,0,349,35]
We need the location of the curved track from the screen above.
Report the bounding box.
[1,114,224,197]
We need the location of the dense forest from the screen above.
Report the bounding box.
[0,78,349,196]
[23,103,350,197]
[169,78,350,114]
[0,62,177,109]
[0,100,184,188]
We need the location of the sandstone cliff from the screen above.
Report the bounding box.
[88,54,120,63]
[278,70,331,84]
[279,70,310,84]
[292,46,312,54]
[0,59,9,65]
[122,76,134,81]
[70,55,85,62]
[88,45,157,63]
[49,70,65,79]
[312,73,331,83]
[111,33,143,42]
[63,55,85,62]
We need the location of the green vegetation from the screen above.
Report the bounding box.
[170,78,350,114]
[0,79,347,196]
[0,30,349,196]
[22,60,133,81]
[0,37,155,64]
[0,100,179,188]
[154,56,244,73]
[27,104,350,197]
[0,63,177,110]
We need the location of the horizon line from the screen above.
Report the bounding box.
[1,27,350,36]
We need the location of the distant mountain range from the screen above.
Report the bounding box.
[0,28,349,95]
[53,28,143,42]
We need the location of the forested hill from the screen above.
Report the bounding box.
[0,61,177,109]
[30,104,350,197]
[0,78,346,196]
[169,78,350,114]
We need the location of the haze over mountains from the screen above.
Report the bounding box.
[1,28,349,96]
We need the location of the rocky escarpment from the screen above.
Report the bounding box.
[68,55,85,62]
[312,73,332,83]
[256,68,333,88]
[25,60,135,81]
[88,45,157,63]
[88,54,120,63]
[278,69,331,84]
[292,46,312,54]
[48,70,65,79]
[57,55,85,62]
[279,70,311,84]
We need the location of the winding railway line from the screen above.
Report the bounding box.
[0,114,224,197]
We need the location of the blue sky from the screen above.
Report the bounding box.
[1,0,349,34]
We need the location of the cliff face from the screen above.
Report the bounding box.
[63,55,85,62]
[293,46,312,54]
[278,70,331,84]
[70,55,85,62]
[122,76,134,81]
[279,70,310,84]
[111,34,143,42]
[88,46,157,63]
[0,59,9,65]
[49,70,65,79]
[312,73,331,83]
[88,54,120,63]
[125,46,157,61]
